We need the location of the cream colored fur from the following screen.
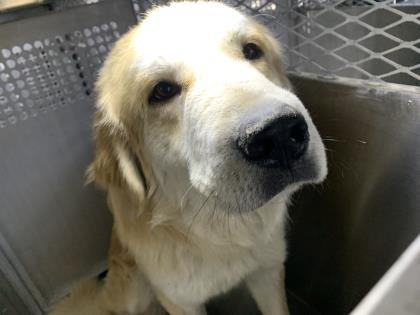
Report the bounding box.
[51,2,327,315]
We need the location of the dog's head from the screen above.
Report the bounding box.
[89,1,327,214]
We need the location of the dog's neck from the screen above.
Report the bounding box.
[109,160,288,248]
[141,165,289,247]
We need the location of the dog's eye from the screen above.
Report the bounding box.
[149,81,181,104]
[242,42,263,60]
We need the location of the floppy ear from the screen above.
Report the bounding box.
[86,27,154,202]
[267,35,293,90]
[86,112,150,202]
[256,23,293,91]
[249,19,293,90]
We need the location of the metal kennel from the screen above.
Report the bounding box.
[0,0,419,314]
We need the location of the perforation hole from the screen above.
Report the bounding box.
[2,49,11,58]
[12,46,22,55]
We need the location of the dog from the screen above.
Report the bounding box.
[51,1,327,315]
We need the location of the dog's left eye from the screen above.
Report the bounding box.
[149,81,181,104]
[242,42,263,60]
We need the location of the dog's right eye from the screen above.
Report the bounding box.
[242,42,263,60]
[149,81,181,104]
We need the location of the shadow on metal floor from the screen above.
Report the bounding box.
[205,285,321,315]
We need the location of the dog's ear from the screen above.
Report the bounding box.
[248,19,293,90]
[257,24,293,91]
[86,28,154,202]
[271,47,293,90]
[86,113,151,202]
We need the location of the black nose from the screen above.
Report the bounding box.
[237,114,309,168]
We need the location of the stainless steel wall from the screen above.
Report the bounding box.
[285,75,420,315]
[206,76,420,315]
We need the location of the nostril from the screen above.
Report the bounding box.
[287,118,309,160]
[289,119,309,144]
[246,137,273,161]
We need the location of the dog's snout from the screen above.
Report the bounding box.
[237,114,309,168]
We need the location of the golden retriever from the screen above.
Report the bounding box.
[51,1,327,315]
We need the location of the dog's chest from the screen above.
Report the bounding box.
[137,232,285,305]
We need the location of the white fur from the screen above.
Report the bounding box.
[51,2,327,315]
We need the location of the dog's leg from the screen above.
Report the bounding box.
[156,291,206,315]
[245,267,290,315]
[50,231,156,315]
[100,230,155,314]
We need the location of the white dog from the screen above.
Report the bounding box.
[51,1,327,315]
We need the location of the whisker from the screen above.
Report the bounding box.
[227,204,232,245]
[323,137,368,145]
[236,193,247,226]
[186,191,213,240]
[322,138,346,143]
[209,196,218,228]
[180,184,193,209]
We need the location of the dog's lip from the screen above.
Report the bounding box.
[194,156,321,212]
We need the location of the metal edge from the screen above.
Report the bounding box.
[351,235,420,315]
[0,233,43,314]
[288,72,420,95]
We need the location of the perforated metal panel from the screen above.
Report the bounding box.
[133,0,420,86]
[0,23,121,128]
[0,1,136,313]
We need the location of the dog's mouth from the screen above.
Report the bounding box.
[260,155,319,200]
[201,150,324,213]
